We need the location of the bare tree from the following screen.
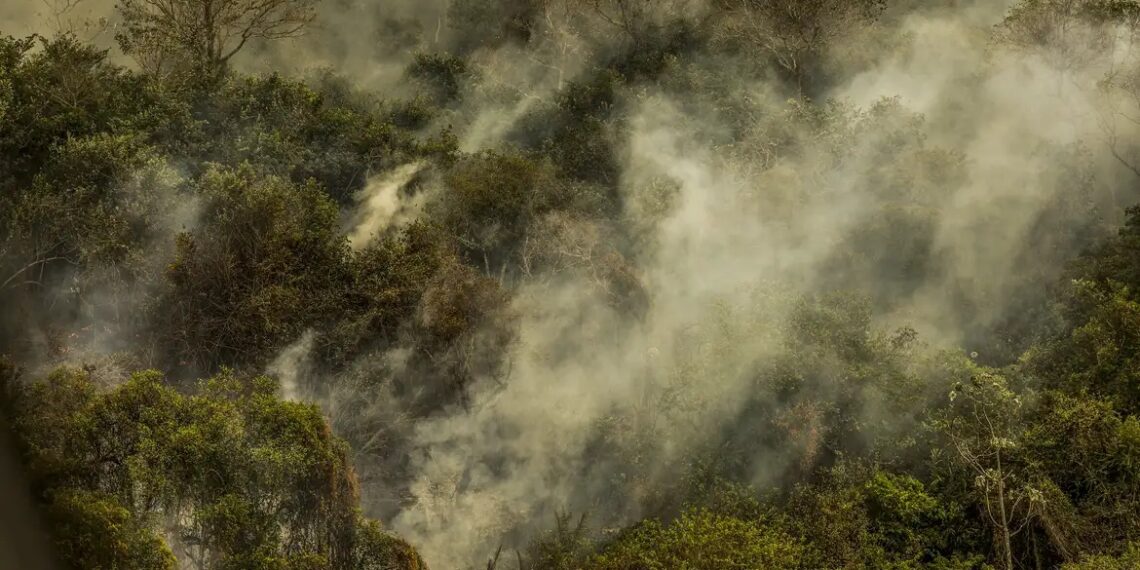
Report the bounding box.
[713,0,883,94]
[529,0,587,90]
[574,0,693,47]
[994,0,1136,96]
[115,0,318,78]
[1,246,77,292]
[996,0,1140,220]
[1089,4,1140,186]
[579,0,653,44]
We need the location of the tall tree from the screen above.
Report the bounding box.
[938,372,1042,570]
[115,0,318,78]
[712,0,884,94]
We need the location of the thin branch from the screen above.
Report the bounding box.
[2,256,77,290]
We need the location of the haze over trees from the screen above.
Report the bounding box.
[6,0,1140,569]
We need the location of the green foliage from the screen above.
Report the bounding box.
[784,464,985,569]
[588,508,802,570]
[435,149,614,275]
[45,489,176,570]
[319,222,449,367]
[7,366,421,570]
[519,512,593,570]
[439,150,548,263]
[187,73,428,202]
[445,0,540,53]
[1062,544,1140,569]
[408,52,470,103]
[158,166,351,371]
[0,35,187,183]
[354,519,428,570]
[1032,207,1140,410]
[508,70,625,186]
[11,134,178,268]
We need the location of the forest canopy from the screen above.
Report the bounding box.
[5,0,1140,569]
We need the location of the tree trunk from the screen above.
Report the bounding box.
[997,451,1014,570]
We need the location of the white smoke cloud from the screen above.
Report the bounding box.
[376,2,1140,566]
[266,330,315,401]
[346,162,428,250]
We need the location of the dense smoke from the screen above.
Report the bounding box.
[269,1,1140,566]
[346,161,428,249]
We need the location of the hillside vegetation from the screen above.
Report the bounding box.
[5,1,1140,569]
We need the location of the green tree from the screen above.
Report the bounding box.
[45,489,177,570]
[6,366,426,569]
[157,165,351,372]
[587,508,802,570]
[936,372,1040,570]
[1062,544,1140,569]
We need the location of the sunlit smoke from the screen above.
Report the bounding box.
[346,162,427,250]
